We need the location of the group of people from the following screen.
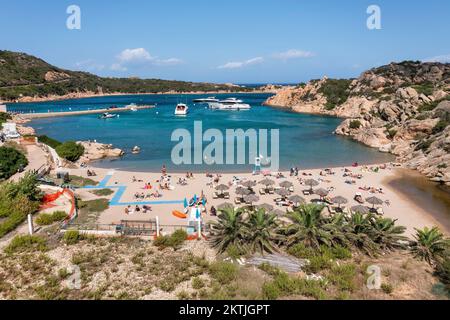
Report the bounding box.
[124,204,152,214]
[289,167,299,176]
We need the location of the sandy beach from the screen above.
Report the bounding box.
[67,162,450,237]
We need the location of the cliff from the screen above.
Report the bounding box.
[264,61,450,185]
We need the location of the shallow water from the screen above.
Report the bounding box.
[9,93,394,172]
[387,169,450,232]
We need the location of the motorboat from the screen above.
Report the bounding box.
[207,97,251,110]
[174,103,189,115]
[132,146,141,154]
[99,112,118,119]
[192,97,219,103]
[126,103,138,111]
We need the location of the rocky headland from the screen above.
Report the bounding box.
[264,61,450,186]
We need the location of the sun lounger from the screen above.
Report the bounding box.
[302,190,311,195]
[376,207,384,215]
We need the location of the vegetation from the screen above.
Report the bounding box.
[153,229,187,250]
[0,112,11,128]
[418,95,450,113]
[0,173,42,237]
[90,188,114,196]
[410,227,449,265]
[67,175,98,187]
[55,141,85,162]
[0,146,28,181]
[37,135,61,149]
[0,50,249,100]
[412,83,434,96]
[349,120,362,130]
[63,230,84,245]
[318,79,352,110]
[432,119,449,135]
[35,211,68,226]
[4,235,47,254]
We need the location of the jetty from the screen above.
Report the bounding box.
[16,105,155,119]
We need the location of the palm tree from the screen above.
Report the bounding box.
[343,212,379,256]
[209,207,247,254]
[410,227,450,265]
[370,217,408,252]
[244,209,279,254]
[281,204,336,249]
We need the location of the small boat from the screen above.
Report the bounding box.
[174,103,189,115]
[126,103,138,111]
[99,112,118,119]
[132,146,141,154]
[193,97,219,103]
[172,210,187,219]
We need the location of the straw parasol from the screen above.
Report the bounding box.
[256,203,274,212]
[217,202,234,210]
[331,196,348,208]
[288,195,306,205]
[351,205,370,214]
[279,181,293,189]
[366,196,383,208]
[241,180,257,188]
[259,178,275,186]
[244,194,260,205]
[305,179,319,190]
[314,188,329,199]
[236,186,251,197]
[215,184,229,192]
[275,188,290,197]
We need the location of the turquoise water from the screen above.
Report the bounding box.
[8,93,394,172]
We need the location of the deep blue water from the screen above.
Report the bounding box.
[7,93,394,172]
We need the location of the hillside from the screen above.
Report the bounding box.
[0,50,249,101]
[264,61,450,186]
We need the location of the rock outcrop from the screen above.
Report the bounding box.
[77,141,124,164]
[265,61,450,185]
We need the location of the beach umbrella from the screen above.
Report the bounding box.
[215,184,229,193]
[183,198,188,208]
[202,198,206,206]
[259,178,275,186]
[314,188,329,199]
[217,202,233,210]
[331,196,348,208]
[256,203,274,212]
[275,188,290,197]
[244,194,259,205]
[351,205,370,214]
[236,187,251,196]
[288,195,306,205]
[305,179,319,191]
[279,181,293,189]
[366,196,383,208]
[241,180,257,188]
[193,194,197,202]
[196,208,201,219]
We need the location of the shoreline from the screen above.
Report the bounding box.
[2,90,275,105]
[65,161,449,237]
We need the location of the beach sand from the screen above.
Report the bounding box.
[68,163,450,237]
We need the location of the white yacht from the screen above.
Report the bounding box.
[174,103,189,115]
[208,98,251,110]
[193,97,219,103]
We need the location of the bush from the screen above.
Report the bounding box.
[153,229,187,250]
[318,79,352,110]
[192,277,205,290]
[432,119,449,135]
[287,243,315,259]
[77,198,109,213]
[209,261,238,285]
[4,235,47,254]
[381,283,394,294]
[35,211,68,226]
[327,263,357,292]
[63,230,83,245]
[262,282,281,300]
[55,141,84,162]
[37,135,61,149]
[349,120,362,130]
[90,189,114,196]
[0,146,28,180]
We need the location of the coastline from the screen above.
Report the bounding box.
[2,89,275,105]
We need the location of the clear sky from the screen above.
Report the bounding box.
[1,0,449,83]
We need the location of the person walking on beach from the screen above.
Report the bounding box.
[162,165,167,176]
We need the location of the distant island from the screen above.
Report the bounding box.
[0,50,265,103]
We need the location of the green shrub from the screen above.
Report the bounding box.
[349,120,362,130]
[387,129,397,139]
[37,135,61,149]
[0,112,12,125]
[35,211,68,226]
[153,229,187,250]
[262,281,281,300]
[55,141,84,162]
[327,263,357,292]
[432,119,449,135]
[0,146,28,180]
[287,243,315,259]
[77,198,109,213]
[209,261,238,285]
[318,79,352,110]
[192,277,205,290]
[63,230,83,245]
[4,235,47,254]
[381,283,394,294]
[90,189,114,196]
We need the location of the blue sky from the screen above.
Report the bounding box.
[0,0,449,83]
